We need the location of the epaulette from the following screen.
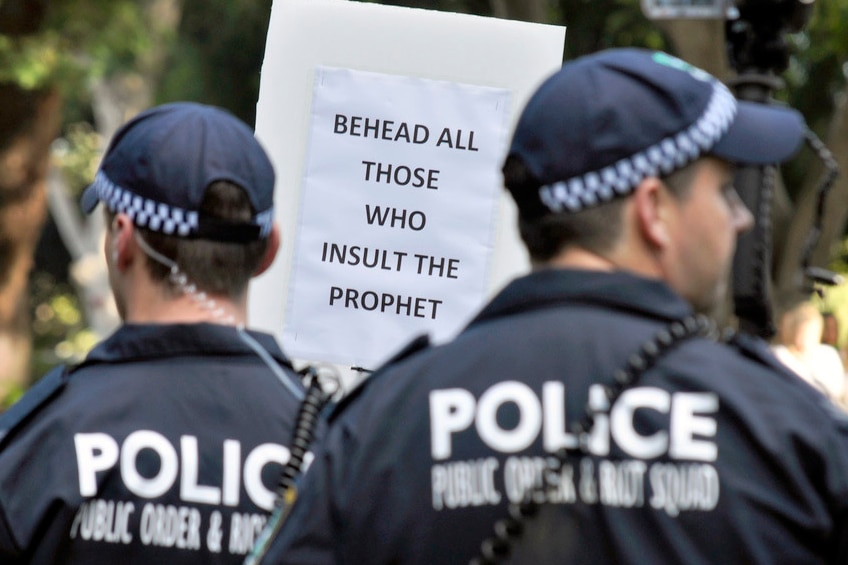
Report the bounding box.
[328,333,431,422]
[0,365,69,449]
[725,331,792,374]
[728,331,848,423]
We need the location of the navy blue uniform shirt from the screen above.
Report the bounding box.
[0,323,306,564]
[263,269,848,564]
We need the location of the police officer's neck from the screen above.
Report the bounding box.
[121,281,247,327]
[113,232,249,327]
[545,244,665,282]
[545,247,619,272]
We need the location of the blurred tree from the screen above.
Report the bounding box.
[5,0,846,402]
[0,86,58,399]
[0,0,183,403]
[0,0,60,399]
[50,0,182,350]
[157,0,272,126]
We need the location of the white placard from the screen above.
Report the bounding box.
[284,67,510,366]
[251,0,566,370]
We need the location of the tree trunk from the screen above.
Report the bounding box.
[0,86,61,397]
[655,19,729,79]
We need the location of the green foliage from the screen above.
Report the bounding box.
[0,383,26,410]
[52,121,102,196]
[804,0,848,67]
[366,0,667,63]
[779,1,848,203]
[555,0,668,59]
[21,118,101,390]
[0,1,155,94]
[13,0,848,391]
[0,32,64,88]
[829,238,848,275]
[30,272,98,379]
[811,239,848,349]
[28,122,103,384]
[157,0,273,126]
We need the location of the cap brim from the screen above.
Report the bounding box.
[80,184,100,214]
[710,101,805,165]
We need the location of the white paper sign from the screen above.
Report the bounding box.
[284,67,510,366]
[251,0,566,372]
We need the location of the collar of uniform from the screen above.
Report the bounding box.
[468,269,693,327]
[78,323,292,367]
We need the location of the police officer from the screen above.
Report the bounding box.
[0,103,308,564]
[258,48,848,564]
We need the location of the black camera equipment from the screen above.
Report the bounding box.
[726,0,814,73]
[727,0,840,339]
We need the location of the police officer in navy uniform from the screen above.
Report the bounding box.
[0,102,308,564]
[258,48,848,564]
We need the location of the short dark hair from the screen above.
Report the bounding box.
[504,156,697,264]
[111,181,270,299]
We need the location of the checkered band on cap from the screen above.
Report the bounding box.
[255,209,274,238]
[538,80,738,214]
[90,171,274,237]
[91,172,199,236]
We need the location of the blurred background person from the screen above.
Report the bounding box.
[821,311,848,366]
[773,301,847,409]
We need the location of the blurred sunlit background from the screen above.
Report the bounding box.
[2,0,847,408]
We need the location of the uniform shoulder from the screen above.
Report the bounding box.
[718,331,848,423]
[677,329,794,375]
[0,365,69,449]
[722,331,817,380]
[327,334,431,423]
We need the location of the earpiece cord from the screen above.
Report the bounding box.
[244,366,338,565]
[133,232,306,402]
[238,329,305,402]
[132,230,178,271]
[132,232,236,326]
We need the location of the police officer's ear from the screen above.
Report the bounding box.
[253,222,281,277]
[108,213,134,271]
[632,176,673,249]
